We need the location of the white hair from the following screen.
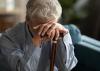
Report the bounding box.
[26,0,62,21]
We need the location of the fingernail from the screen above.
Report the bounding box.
[55,38,57,40]
[47,32,49,35]
[42,33,44,36]
[51,37,53,40]
[38,32,41,35]
[48,36,50,38]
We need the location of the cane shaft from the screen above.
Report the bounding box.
[50,43,57,71]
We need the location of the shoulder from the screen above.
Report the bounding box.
[5,23,25,37]
[0,23,25,48]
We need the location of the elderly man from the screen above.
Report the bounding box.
[0,0,77,71]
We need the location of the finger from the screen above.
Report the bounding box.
[38,24,45,35]
[50,30,55,40]
[47,30,51,38]
[33,25,40,29]
[60,28,69,35]
[48,32,51,38]
[38,20,56,36]
[55,29,59,41]
[47,23,56,35]
[41,23,53,36]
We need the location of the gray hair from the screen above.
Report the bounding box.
[26,0,62,21]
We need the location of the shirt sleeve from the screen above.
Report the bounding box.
[63,32,78,70]
[0,35,23,71]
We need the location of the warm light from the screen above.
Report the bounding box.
[6,0,15,12]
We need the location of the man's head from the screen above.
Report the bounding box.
[26,0,62,26]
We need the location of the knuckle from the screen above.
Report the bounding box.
[53,22,56,25]
[43,24,46,26]
[65,28,69,32]
[45,25,49,28]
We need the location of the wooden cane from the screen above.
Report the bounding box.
[50,40,57,71]
[50,33,64,71]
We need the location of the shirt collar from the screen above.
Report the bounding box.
[25,23,35,38]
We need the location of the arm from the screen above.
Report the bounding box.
[63,32,78,70]
[0,35,23,71]
[32,20,78,70]
[55,32,77,71]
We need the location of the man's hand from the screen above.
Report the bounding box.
[33,20,68,40]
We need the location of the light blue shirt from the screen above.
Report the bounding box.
[0,23,77,71]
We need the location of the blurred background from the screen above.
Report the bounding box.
[0,0,100,71]
[0,0,28,32]
[0,0,100,40]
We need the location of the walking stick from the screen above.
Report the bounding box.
[50,34,64,71]
[50,40,57,71]
[49,32,70,71]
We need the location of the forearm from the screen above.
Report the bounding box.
[55,33,77,70]
[0,44,23,71]
[63,33,78,70]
